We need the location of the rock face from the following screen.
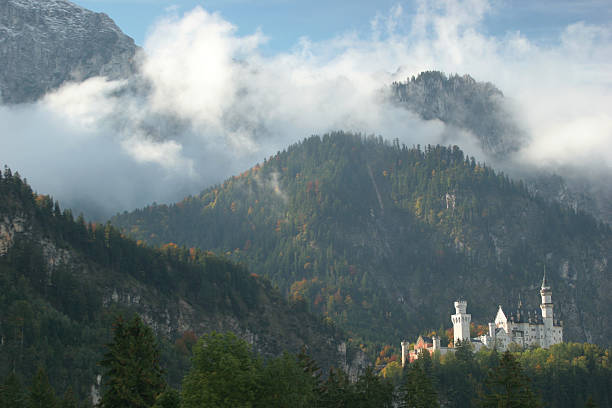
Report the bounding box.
[391,71,526,158]
[0,0,137,103]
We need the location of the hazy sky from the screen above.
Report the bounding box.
[3,0,611,220]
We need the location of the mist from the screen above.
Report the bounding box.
[2,0,611,219]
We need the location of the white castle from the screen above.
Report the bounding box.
[402,273,563,366]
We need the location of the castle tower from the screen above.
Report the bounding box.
[401,341,410,367]
[451,299,471,346]
[540,269,554,347]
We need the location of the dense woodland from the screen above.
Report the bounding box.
[3,133,612,406]
[113,132,612,350]
[1,316,610,407]
[0,167,345,402]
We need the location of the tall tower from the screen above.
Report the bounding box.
[540,269,554,347]
[452,299,471,346]
[401,341,410,367]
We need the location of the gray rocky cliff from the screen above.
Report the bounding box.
[0,0,137,103]
[391,71,527,158]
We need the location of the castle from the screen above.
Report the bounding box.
[402,273,563,366]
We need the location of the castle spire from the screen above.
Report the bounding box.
[541,265,549,289]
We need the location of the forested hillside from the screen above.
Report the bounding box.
[113,132,612,349]
[391,71,612,226]
[0,167,357,403]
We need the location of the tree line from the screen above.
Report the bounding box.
[3,315,609,407]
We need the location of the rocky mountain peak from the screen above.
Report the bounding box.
[0,0,138,103]
[391,71,525,158]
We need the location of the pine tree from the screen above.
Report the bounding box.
[59,387,78,408]
[28,367,57,408]
[353,366,394,408]
[476,351,541,408]
[401,357,440,408]
[99,315,166,408]
[0,373,25,408]
[319,367,354,408]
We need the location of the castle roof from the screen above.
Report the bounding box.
[417,335,433,344]
[508,309,544,325]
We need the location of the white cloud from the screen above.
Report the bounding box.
[3,0,612,218]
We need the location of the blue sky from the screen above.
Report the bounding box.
[75,0,612,52]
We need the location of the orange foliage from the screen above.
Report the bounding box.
[175,330,198,356]
[162,242,178,250]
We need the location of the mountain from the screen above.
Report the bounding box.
[390,71,612,226]
[0,0,137,104]
[390,71,526,158]
[112,133,612,350]
[0,167,363,404]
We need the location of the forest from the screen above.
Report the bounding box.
[3,133,612,406]
[0,167,346,402]
[1,315,610,408]
[112,132,612,349]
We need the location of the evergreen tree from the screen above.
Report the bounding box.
[28,367,57,408]
[59,388,78,408]
[401,354,439,408]
[152,388,180,408]
[319,367,354,408]
[99,315,166,408]
[257,352,319,408]
[181,332,261,408]
[476,351,540,408]
[0,373,25,408]
[353,366,394,408]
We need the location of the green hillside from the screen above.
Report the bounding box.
[0,167,354,403]
[113,133,612,349]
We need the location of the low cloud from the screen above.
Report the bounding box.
[2,0,611,218]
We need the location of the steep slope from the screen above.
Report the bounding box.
[0,0,137,103]
[0,168,361,403]
[113,133,612,349]
[390,71,612,226]
[390,71,526,157]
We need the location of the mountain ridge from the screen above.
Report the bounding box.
[0,167,364,403]
[112,133,612,349]
[0,0,137,103]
